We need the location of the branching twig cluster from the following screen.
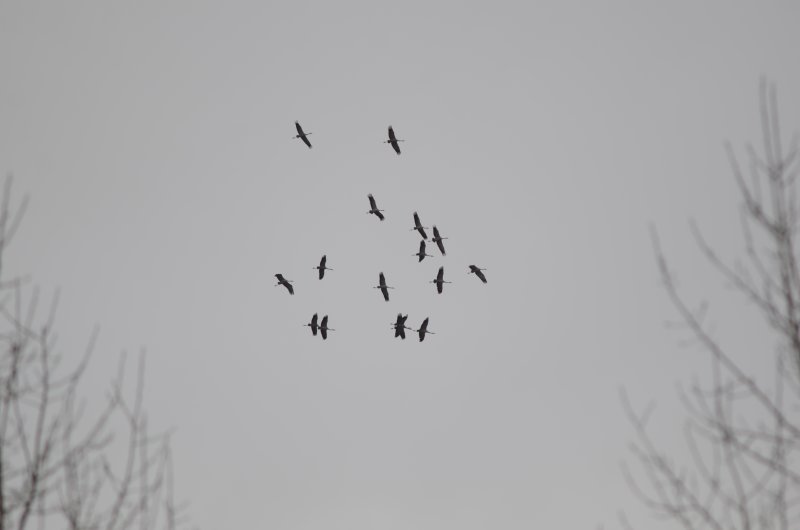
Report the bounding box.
[0,177,187,530]
[621,80,800,529]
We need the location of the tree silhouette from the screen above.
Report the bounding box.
[621,80,800,530]
[0,178,187,530]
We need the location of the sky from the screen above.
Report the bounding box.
[1,1,799,528]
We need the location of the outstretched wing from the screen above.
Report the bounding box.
[320,316,328,339]
[286,282,294,295]
[418,317,429,341]
[437,266,444,283]
[368,194,378,210]
[295,121,312,148]
[433,227,446,255]
[275,273,285,282]
[375,210,385,221]
[379,272,386,288]
[311,313,318,335]
[381,286,389,302]
[475,269,487,283]
[414,212,428,239]
[387,126,401,154]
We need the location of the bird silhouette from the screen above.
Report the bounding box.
[305,313,319,336]
[415,317,435,342]
[414,240,434,263]
[293,121,312,148]
[432,226,448,256]
[385,125,404,155]
[430,266,451,294]
[411,212,428,239]
[468,265,488,283]
[374,272,394,302]
[314,255,333,280]
[319,315,335,340]
[367,194,385,221]
[274,274,294,295]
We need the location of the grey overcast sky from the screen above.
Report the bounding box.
[1,1,799,528]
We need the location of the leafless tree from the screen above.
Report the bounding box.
[620,80,800,529]
[0,177,188,530]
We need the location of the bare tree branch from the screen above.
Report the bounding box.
[0,176,186,530]
[622,80,800,530]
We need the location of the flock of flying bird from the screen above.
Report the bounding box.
[274,122,488,342]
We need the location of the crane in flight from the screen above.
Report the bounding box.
[430,266,451,294]
[319,315,335,340]
[304,313,319,336]
[373,272,394,302]
[392,313,411,339]
[410,212,428,239]
[274,273,294,295]
[468,265,488,283]
[414,240,434,263]
[385,126,404,155]
[431,226,448,256]
[314,255,333,279]
[293,121,312,148]
[367,194,385,221]
[415,317,435,342]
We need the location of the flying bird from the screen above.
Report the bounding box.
[468,265,488,283]
[305,313,319,336]
[430,266,451,294]
[274,273,294,295]
[373,272,394,302]
[392,313,411,339]
[415,317,435,342]
[410,212,428,240]
[319,315,335,340]
[414,240,433,262]
[293,121,312,148]
[431,226,448,256]
[367,194,385,221]
[385,125,404,155]
[314,255,333,279]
